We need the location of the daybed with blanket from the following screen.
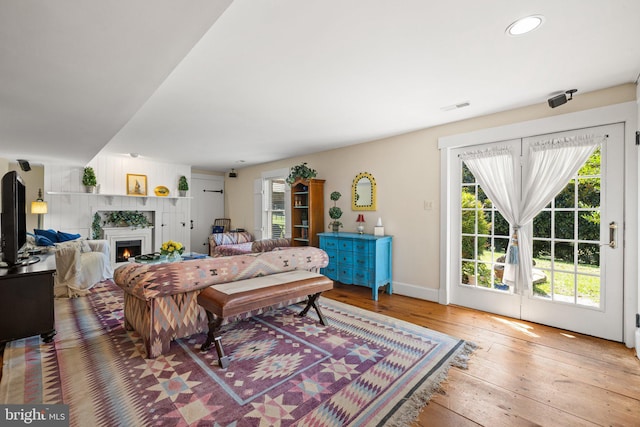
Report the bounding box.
[208,231,290,256]
[113,246,329,358]
[26,231,113,298]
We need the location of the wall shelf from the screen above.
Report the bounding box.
[46,191,191,206]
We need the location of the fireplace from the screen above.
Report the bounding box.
[102,227,153,266]
[115,240,142,263]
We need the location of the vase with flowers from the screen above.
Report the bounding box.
[160,239,184,262]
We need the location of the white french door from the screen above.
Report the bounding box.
[450,124,624,341]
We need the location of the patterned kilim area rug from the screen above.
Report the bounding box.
[0,280,475,426]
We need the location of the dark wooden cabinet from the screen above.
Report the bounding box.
[0,254,56,343]
[291,178,325,247]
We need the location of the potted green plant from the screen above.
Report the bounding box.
[328,191,343,232]
[286,162,317,185]
[461,261,475,284]
[178,176,189,197]
[82,167,97,193]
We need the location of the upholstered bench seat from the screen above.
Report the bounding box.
[113,247,329,359]
[197,270,333,368]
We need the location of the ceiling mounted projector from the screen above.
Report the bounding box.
[548,89,577,108]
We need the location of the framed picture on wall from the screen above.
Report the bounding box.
[126,174,147,196]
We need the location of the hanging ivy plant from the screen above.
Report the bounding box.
[91,213,102,239]
[286,162,317,185]
[103,211,151,228]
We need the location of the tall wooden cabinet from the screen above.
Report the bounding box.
[291,178,325,247]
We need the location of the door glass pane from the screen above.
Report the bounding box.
[577,274,600,307]
[461,235,476,260]
[554,241,574,269]
[533,210,551,238]
[554,271,577,302]
[478,186,491,207]
[555,211,574,239]
[578,211,599,240]
[532,240,551,298]
[494,211,509,236]
[555,180,575,208]
[578,177,600,207]
[577,243,600,270]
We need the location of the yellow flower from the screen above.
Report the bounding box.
[160,240,184,256]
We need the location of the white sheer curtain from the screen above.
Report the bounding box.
[460,134,604,295]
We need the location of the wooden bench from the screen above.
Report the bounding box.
[197,270,333,368]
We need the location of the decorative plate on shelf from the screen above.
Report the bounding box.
[154,186,170,196]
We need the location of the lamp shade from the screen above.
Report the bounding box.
[31,200,48,214]
[356,214,365,223]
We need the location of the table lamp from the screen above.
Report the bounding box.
[356,214,365,234]
[31,188,48,229]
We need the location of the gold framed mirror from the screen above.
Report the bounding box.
[352,172,376,211]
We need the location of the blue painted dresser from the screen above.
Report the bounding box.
[318,232,393,301]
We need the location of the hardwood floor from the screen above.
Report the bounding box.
[324,282,640,427]
[1,283,638,426]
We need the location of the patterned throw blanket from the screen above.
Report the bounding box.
[0,281,475,426]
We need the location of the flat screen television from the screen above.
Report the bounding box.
[1,171,28,266]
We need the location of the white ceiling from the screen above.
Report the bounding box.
[2,0,639,172]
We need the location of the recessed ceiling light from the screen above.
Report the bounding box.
[506,15,544,36]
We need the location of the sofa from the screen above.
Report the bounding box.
[113,246,328,358]
[208,231,290,257]
[53,239,114,297]
[26,230,114,297]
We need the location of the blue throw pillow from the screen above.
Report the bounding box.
[34,228,59,243]
[57,231,81,242]
[35,235,55,247]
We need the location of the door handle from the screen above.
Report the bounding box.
[601,221,617,249]
[190,220,194,230]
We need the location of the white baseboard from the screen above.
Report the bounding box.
[391,281,440,303]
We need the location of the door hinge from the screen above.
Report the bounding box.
[636,313,640,328]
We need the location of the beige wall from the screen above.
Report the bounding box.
[225,83,637,296]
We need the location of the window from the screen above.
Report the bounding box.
[266,178,286,238]
[257,168,290,240]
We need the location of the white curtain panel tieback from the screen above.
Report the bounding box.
[459,134,606,295]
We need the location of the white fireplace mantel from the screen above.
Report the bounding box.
[103,227,153,266]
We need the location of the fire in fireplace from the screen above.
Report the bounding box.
[115,240,142,263]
